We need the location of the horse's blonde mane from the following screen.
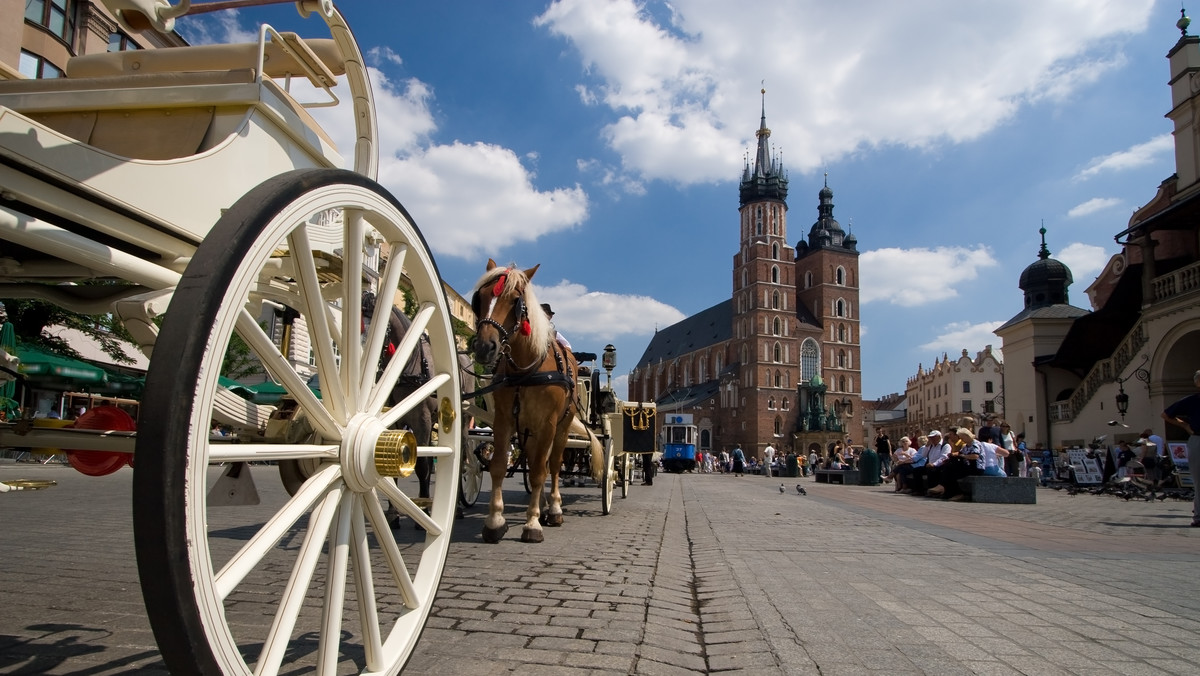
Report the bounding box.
[473,265,554,362]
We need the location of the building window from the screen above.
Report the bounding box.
[771,265,779,283]
[838,349,846,368]
[839,375,847,391]
[773,342,782,363]
[985,381,994,393]
[108,32,141,52]
[772,242,779,260]
[963,382,971,393]
[774,416,783,436]
[962,400,972,412]
[772,317,781,335]
[835,266,845,285]
[782,397,789,410]
[25,0,76,43]
[837,324,845,342]
[774,369,782,387]
[835,299,845,317]
[18,50,64,79]
[772,290,779,309]
[805,271,813,288]
[800,339,818,381]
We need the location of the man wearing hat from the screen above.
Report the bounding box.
[910,430,950,495]
[541,303,572,350]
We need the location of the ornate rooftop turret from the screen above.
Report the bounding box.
[739,89,788,207]
[800,173,855,251]
[1018,225,1073,308]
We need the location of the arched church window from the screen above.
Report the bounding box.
[774,416,782,435]
[801,339,818,380]
[772,242,779,259]
[836,266,845,285]
[838,349,846,368]
[774,369,782,387]
[773,342,782,363]
[772,290,779,309]
[782,397,789,410]
[771,265,779,283]
[835,299,845,317]
[768,396,776,410]
[805,271,813,288]
[772,317,781,335]
[838,324,845,341]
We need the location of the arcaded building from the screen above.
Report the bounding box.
[628,101,863,460]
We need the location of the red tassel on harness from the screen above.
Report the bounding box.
[386,343,396,357]
[492,274,507,298]
[520,319,531,336]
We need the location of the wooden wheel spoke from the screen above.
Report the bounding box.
[287,227,347,424]
[235,309,340,440]
[214,464,341,601]
[340,209,365,410]
[378,372,450,431]
[208,443,339,463]
[366,302,435,416]
[349,497,384,671]
[375,478,441,536]
[254,485,343,676]
[317,490,354,675]
[361,489,420,609]
[359,242,408,404]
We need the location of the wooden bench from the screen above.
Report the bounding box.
[814,469,860,484]
[958,476,1037,504]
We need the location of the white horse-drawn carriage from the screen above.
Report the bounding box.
[0,1,463,673]
[0,1,663,672]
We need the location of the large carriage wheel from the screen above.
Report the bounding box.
[134,169,461,676]
[600,439,615,515]
[459,441,487,508]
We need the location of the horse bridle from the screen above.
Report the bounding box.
[473,270,539,372]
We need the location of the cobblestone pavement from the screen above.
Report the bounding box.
[2,461,1198,675]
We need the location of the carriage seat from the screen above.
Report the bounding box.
[0,35,343,161]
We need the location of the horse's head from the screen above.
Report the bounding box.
[470,259,552,369]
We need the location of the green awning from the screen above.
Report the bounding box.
[16,345,107,384]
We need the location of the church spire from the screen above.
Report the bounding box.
[739,87,788,207]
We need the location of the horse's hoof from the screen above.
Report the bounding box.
[520,527,544,543]
[481,523,508,543]
[544,513,563,527]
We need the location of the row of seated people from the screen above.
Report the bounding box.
[884,426,1009,502]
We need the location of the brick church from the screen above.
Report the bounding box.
[628,98,862,461]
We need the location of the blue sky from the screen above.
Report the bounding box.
[178,0,1177,401]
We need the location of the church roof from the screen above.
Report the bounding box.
[634,300,732,369]
[655,379,721,410]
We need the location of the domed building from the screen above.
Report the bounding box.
[628,96,862,460]
[996,13,1200,452]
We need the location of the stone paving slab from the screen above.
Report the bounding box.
[1,463,1198,674]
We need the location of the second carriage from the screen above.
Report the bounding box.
[459,348,659,516]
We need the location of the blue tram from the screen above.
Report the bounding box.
[660,413,698,473]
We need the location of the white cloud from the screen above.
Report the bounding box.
[1073,134,1174,181]
[176,10,257,45]
[536,0,1155,184]
[1055,242,1110,283]
[860,246,999,307]
[367,46,403,68]
[1067,197,1122,218]
[919,321,1006,360]
[269,67,591,260]
[533,280,686,340]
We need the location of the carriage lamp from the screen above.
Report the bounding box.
[602,344,617,384]
[1115,383,1130,419]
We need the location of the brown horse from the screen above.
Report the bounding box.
[470,259,601,543]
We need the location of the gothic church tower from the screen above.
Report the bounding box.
[731,92,800,451]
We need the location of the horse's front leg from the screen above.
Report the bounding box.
[543,465,564,528]
[521,450,548,543]
[481,440,509,543]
